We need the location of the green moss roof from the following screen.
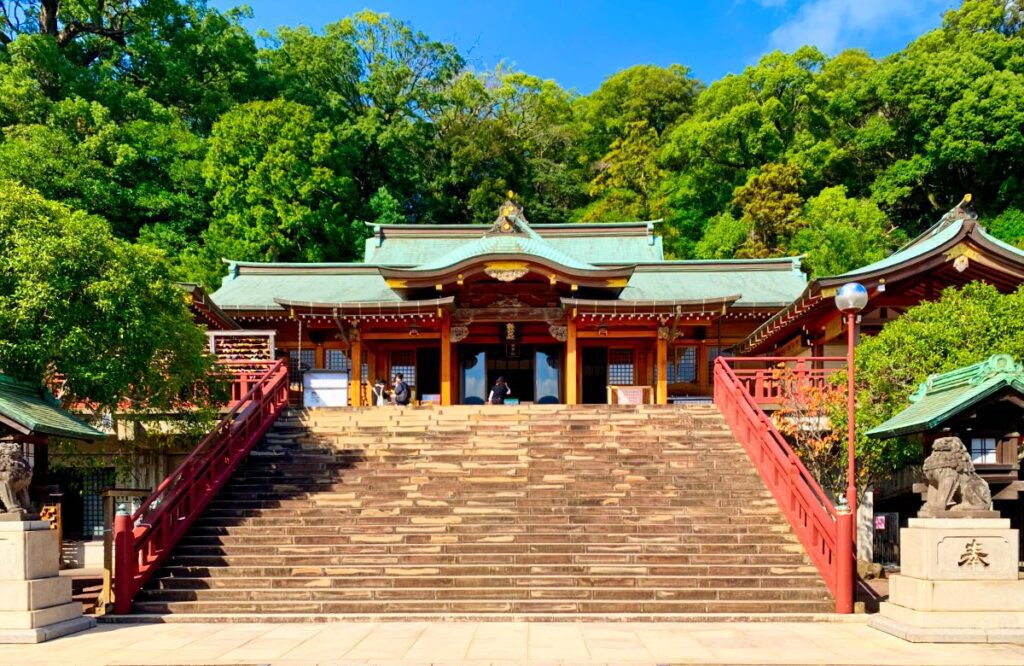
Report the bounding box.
[867,355,1024,439]
[0,375,104,440]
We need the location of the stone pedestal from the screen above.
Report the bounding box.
[0,521,94,643]
[870,518,1024,643]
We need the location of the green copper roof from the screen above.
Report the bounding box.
[210,257,806,311]
[412,234,602,272]
[625,261,806,307]
[867,355,1024,439]
[213,272,401,310]
[0,375,104,440]
[827,220,965,281]
[363,234,664,266]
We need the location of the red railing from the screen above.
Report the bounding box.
[713,356,854,613]
[724,356,845,406]
[112,358,289,614]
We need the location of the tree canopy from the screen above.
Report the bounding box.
[852,282,1024,482]
[0,180,216,411]
[0,0,1021,291]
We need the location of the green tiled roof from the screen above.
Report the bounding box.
[213,272,401,310]
[867,355,1024,439]
[412,234,602,272]
[363,234,664,266]
[0,375,104,440]
[210,257,806,311]
[625,260,807,307]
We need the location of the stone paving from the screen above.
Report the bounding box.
[1,620,1023,664]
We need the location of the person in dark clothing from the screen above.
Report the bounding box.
[487,376,511,404]
[391,373,411,406]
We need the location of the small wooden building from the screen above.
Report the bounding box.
[868,354,1024,548]
[0,373,104,499]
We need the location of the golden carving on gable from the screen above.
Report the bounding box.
[484,261,529,282]
[605,278,629,288]
[385,278,408,289]
[945,243,978,261]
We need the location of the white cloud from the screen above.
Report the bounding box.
[768,0,955,53]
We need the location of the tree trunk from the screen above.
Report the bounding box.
[39,0,60,37]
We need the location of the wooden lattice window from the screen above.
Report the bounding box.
[390,351,416,386]
[608,349,635,385]
[289,349,315,376]
[668,346,698,384]
[325,349,350,371]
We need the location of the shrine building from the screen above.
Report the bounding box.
[195,198,1024,408]
[201,201,806,406]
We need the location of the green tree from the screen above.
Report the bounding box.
[731,162,805,256]
[986,207,1024,248]
[577,64,701,162]
[193,99,362,286]
[790,186,905,277]
[0,180,216,411]
[694,212,751,260]
[582,120,665,222]
[854,282,1024,480]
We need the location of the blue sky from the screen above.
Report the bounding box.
[211,0,959,92]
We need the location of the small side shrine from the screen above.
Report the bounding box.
[868,354,1024,505]
[868,355,1024,642]
[0,373,101,642]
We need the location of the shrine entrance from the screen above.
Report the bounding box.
[459,344,563,404]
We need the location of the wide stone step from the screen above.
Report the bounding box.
[132,599,834,614]
[137,585,830,602]
[151,563,820,578]
[149,574,826,590]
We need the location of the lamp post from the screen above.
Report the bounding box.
[833,281,868,613]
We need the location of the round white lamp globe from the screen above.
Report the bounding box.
[834,282,868,313]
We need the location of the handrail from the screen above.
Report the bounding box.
[713,356,853,613]
[720,357,845,407]
[112,358,289,614]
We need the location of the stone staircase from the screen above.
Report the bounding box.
[129,404,833,620]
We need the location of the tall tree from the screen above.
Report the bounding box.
[189,99,362,287]
[0,180,216,411]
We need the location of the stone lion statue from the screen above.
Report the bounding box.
[920,436,993,517]
[0,442,32,515]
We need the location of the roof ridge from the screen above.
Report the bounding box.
[910,354,1024,402]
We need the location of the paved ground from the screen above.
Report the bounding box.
[2,620,1024,665]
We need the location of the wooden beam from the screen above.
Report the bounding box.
[360,331,441,340]
[578,330,657,339]
[440,313,452,406]
[566,317,578,405]
[656,337,668,405]
[349,339,362,406]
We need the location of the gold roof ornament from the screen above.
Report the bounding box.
[491,197,526,235]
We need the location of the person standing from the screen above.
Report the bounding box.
[487,376,511,405]
[391,373,411,406]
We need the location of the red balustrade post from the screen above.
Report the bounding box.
[835,505,854,613]
[113,505,135,614]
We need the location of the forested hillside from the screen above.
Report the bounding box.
[2,0,1022,289]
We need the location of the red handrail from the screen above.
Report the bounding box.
[713,356,853,613]
[112,358,289,614]
[721,357,845,407]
